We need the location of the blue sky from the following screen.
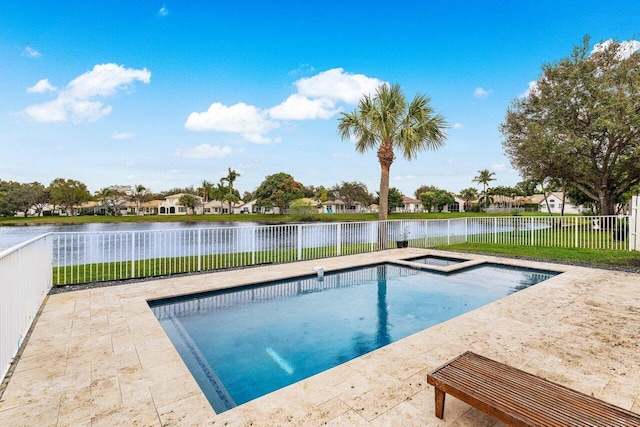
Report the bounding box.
[2,1,639,198]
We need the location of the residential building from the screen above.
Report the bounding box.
[158,193,204,215]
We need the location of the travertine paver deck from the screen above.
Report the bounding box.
[1,248,639,426]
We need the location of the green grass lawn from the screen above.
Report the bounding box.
[437,242,640,270]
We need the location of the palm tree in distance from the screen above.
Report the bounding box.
[473,169,496,210]
[130,184,149,215]
[221,168,241,214]
[338,83,447,221]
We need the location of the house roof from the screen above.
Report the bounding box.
[402,196,421,204]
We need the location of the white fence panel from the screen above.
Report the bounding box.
[0,234,53,381]
[50,215,632,285]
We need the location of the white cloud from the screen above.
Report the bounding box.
[492,163,506,172]
[159,5,169,16]
[124,160,135,166]
[22,63,150,123]
[332,152,346,158]
[27,79,57,93]
[393,175,416,181]
[453,122,463,130]
[591,39,640,60]
[446,157,455,164]
[185,102,279,143]
[288,64,315,76]
[268,94,337,120]
[66,64,150,99]
[175,144,233,159]
[520,81,539,98]
[112,132,134,140]
[295,68,385,104]
[126,174,136,180]
[23,45,41,58]
[473,87,492,98]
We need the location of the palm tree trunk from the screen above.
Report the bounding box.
[377,142,394,250]
[377,141,394,221]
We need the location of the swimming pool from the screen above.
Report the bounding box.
[406,254,469,267]
[150,262,558,413]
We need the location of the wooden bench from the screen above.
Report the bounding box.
[426,351,640,426]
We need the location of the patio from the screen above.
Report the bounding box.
[0,248,639,426]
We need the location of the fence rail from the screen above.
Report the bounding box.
[0,233,53,381]
[51,215,630,285]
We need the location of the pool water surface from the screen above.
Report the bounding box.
[150,263,558,413]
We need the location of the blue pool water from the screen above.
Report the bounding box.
[150,263,558,413]
[407,255,469,267]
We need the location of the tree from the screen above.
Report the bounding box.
[375,187,404,213]
[419,189,455,212]
[221,168,241,214]
[198,180,215,203]
[95,185,131,215]
[49,178,91,215]
[179,194,196,215]
[338,83,447,220]
[330,181,373,210]
[501,37,640,215]
[130,184,150,215]
[458,187,478,211]
[0,181,46,216]
[515,179,539,197]
[413,185,439,199]
[242,191,253,202]
[489,186,523,197]
[473,169,496,210]
[254,172,304,213]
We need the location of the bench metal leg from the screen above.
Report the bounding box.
[435,388,446,419]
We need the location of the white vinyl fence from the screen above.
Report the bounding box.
[51,215,630,285]
[0,233,53,381]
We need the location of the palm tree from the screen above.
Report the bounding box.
[130,184,149,215]
[473,169,496,210]
[198,180,214,203]
[221,168,241,214]
[458,187,478,211]
[338,83,447,220]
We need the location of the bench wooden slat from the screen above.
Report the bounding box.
[427,351,640,427]
[451,356,632,423]
[449,358,624,424]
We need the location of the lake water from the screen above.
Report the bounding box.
[0,222,261,251]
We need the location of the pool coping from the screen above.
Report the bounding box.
[1,248,639,425]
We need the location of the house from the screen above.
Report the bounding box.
[533,192,585,214]
[232,199,280,214]
[233,199,257,214]
[399,196,422,213]
[204,199,243,215]
[158,193,204,215]
[125,200,162,216]
[441,196,466,213]
[321,199,363,214]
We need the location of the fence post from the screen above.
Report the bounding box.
[493,217,497,244]
[630,195,639,251]
[197,229,202,271]
[297,224,302,261]
[424,220,428,247]
[465,218,468,243]
[130,231,136,279]
[574,216,578,248]
[252,228,256,265]
[337,223,342,256]
[530,217,534,246]
[447,219,451,245]
[370,222,375,252]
